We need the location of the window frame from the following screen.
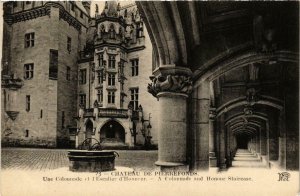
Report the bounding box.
[108,55,116,69]
[131,58,139,76]
[107,91,115,104]
[108,73,115,86]
[130,88,139,110]
[25,32,35,48]
[79,94,86,108]
[24,63,34,80]
[97,89,103,103]
[97,71,103,84]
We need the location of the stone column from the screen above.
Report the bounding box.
[268,116,279,161]
[194,81,210,170]
[218,114,226,170]
[209,108,217,167]
[278,110,286,169]
[256,134,260,155]
[260,127,267,155]
[148,66,192,171]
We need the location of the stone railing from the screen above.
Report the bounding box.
[98,108,128,118]
[82,108,140,119]
[1,77,23,89]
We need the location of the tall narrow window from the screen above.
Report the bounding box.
[80,11,83,18]
[26,95,30,112]
[97,89,103,103]
[108,74,115,86]
[49,49,58,79]
[66,66,71,81]
[25,32,35,48]
[130,88,139,110]
[131,59,139,76]
[99,53,104,66]
[108,91,115,104]
[25,130,29,137]
[40,109,43,118]
[24,63,34,79]
[67,36,72,52]
[97,71,103,84]
[62,111,65,128]
[79,94,86,108]
[108,55,116,69]
[79,69,87,84]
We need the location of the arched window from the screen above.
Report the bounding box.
[109,24,116,39]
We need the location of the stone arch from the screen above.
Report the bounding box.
[136,1,188,67]
[99,119,125,143]
[194,49,298,84]
[216,96,283,118]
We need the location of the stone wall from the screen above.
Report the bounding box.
[56,9,87,147]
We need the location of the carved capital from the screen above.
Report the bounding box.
[147,66,193,97]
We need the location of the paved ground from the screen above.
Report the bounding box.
[1,147,158,171]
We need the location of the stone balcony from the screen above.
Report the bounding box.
[1,75,23,90]
[82,108,139,119]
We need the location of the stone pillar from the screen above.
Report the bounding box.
[278,111,286,169]
[157,92,188,169]
[148,66,192,171]
[218,114,226,170]
[260,127,267,155]
[209,108,217,167]
[256,134,260,154]
[193,81,210,170]
[268,116,279,161]
[225,125,231,167]
[285,91,299,170]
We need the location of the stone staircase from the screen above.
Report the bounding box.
[232,149,267,168]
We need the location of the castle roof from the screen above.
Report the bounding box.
[75,1,88,15]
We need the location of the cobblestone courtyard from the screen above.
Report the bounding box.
[1,148,158,171]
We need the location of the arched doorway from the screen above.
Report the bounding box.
[85,120,93,145]
[100,120,125,144]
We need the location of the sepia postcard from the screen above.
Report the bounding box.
[0,1,299,196]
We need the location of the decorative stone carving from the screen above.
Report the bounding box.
[6,111,19,121]
[209,108,217,120]
[148,75,193,97]
[147,66,193,98]
[243,105,253,116]
[246,87,260,106]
